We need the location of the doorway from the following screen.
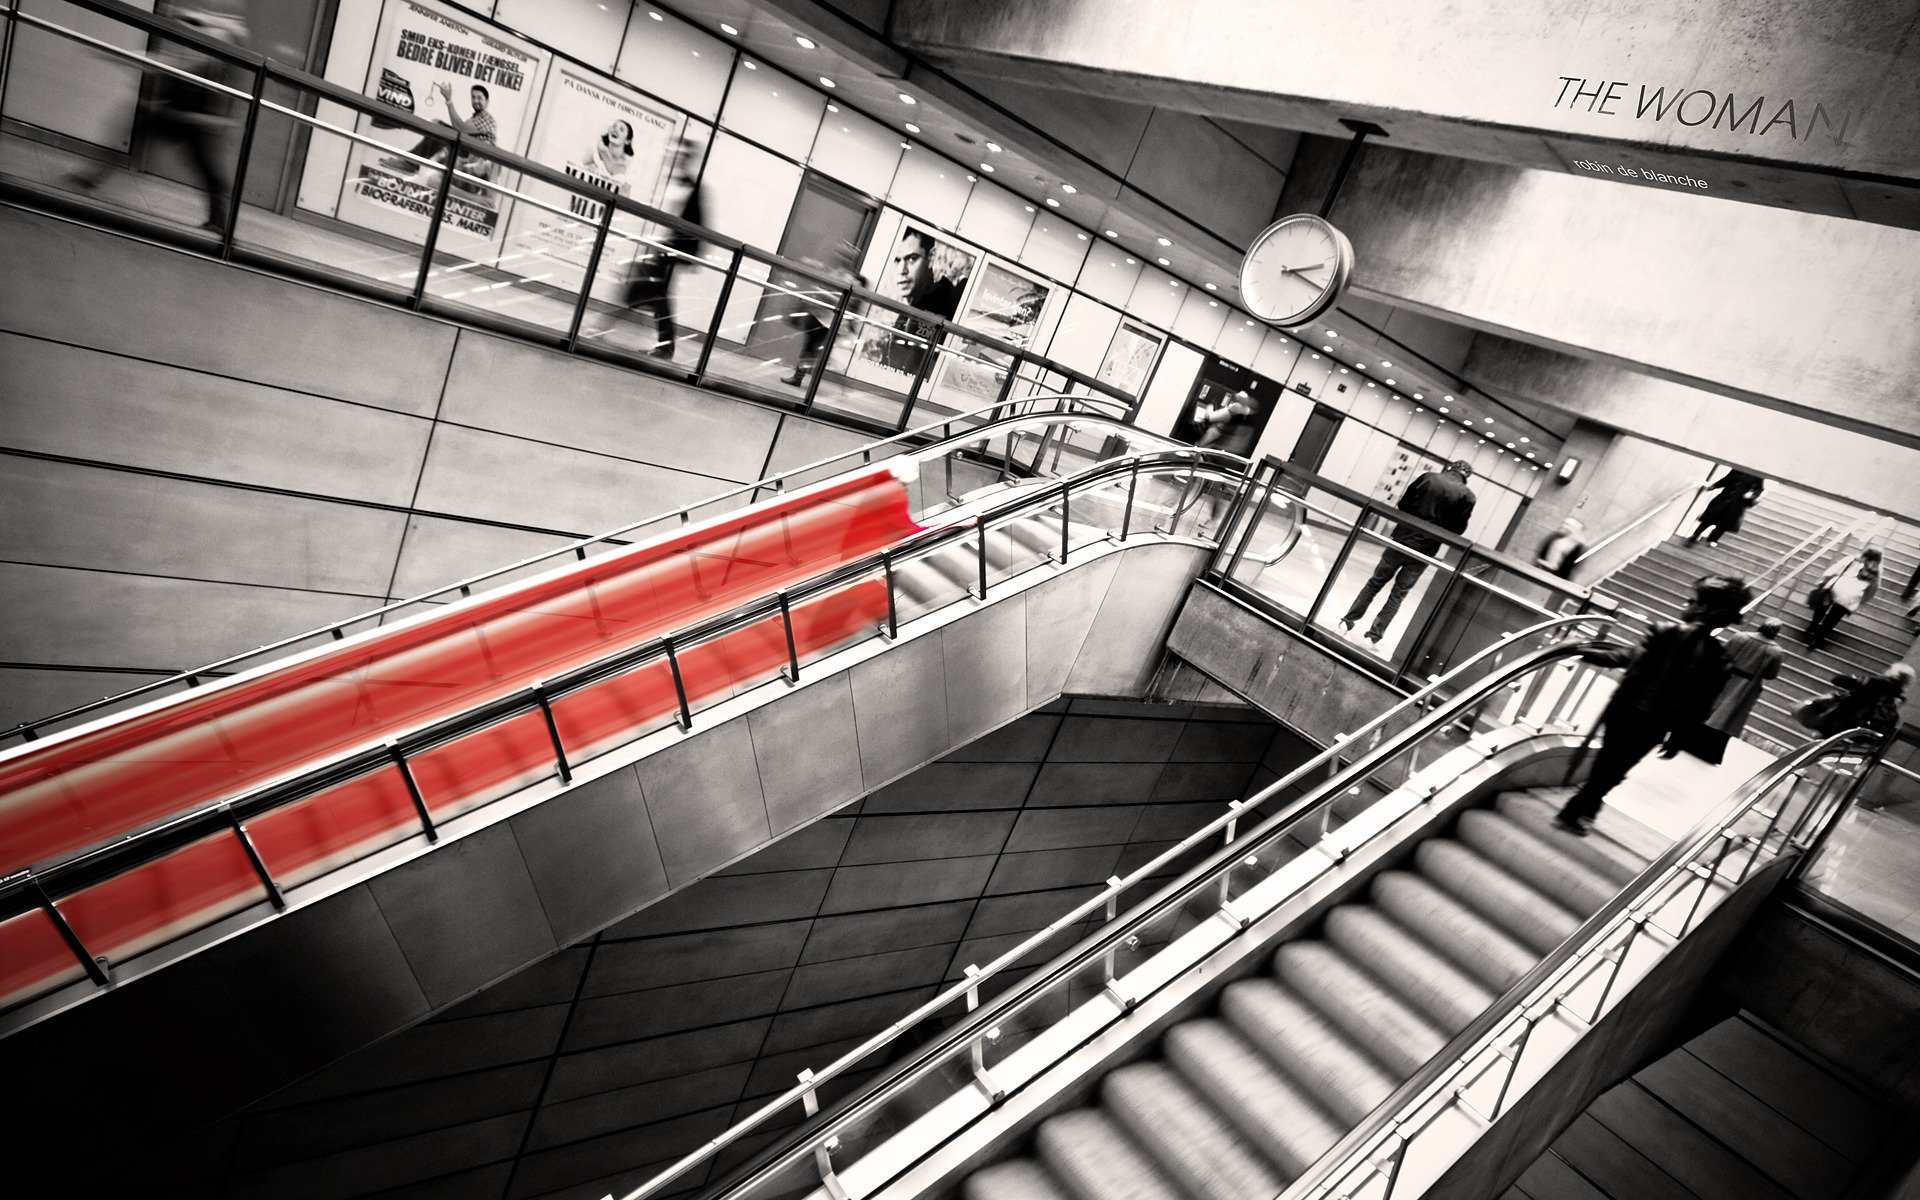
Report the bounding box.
[747,171,876,361]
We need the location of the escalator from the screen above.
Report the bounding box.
[643,625,1881,1200]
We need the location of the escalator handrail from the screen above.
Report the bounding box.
[0,395,1132,744]
[1281,725,1882,1200]
[626,628,1614,1200]
[0,447,1248,912]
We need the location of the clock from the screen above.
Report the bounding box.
[1239,214,1354,328]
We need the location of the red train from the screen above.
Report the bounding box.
[0,467,922,1008]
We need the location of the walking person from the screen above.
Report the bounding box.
[1554,575,1751,835]
[68,3,251,231]
[1165,391,1258,532]
[621,138,704,360]
[1804,547,1882,650]
[1687,468,1764,546]
[1798,664,1913,739]
[1534,517,1586,579]
[781,241,865,387]
[1672,620,1784,764]
[1340,460,1476,645]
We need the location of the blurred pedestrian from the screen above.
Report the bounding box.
[781,241,865,387]
[622,138,704,360]
[1798,664,1913,739]
[1672,619,1783,764]
[1555,575,1750,835]
[1687,468,1764,546]
[68,3,250,231]
[1165,390,1258,532]
[1340,460,1475,645]
[1534,517,1586,579]
[1804,547,1881,650]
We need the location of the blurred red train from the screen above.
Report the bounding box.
[0,466,922,1007]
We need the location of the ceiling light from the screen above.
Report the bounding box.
[1413,393,1423,400]
[1156,256,1169,265]
[1439,407,1449,413]
[1366,381,1375,387]
[1444,395,1454,402]
[1125,257,1135,264]
[1339,368,1348,374]
[1381,361,1390,367]
[1208,300,1218,307]
[1156,237,1171,246]
[1105,229,1118,237]
[1326,330,1338,337]
[1483,418,1493,424]
[1046,198,1060,207]
[1385,379,1395,385]
[980,162,994,172]
[986,142,1003,152]
[1544,462,1554,469]
[1061,184,1076,194]
[901,141,911,149]
[966,174,976,182]
[690,50,700,57]
[819,76,836,88]
[1506,442,1516,449]
[1246,320,1255,326]
[795,35,815,48]
[743,60,756,69]
[1169,280,1180,287]
[1204,282,1217,291]
[825,103,837,112]
[898,92,917,105]
[1023,205,1034,213]
[905,122,920,133]
[720,22,738,34]
[649,10,662,18]
[1322,345,1332,351]
[1076,232,1087,240]
[1520,437,1530,443]
[1311,353,1320,359]
[1525,452,1536,459]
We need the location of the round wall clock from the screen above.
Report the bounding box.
[1239,214,1355,328]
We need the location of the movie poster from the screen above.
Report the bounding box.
[943,261,1053,401]
[336,0,548,253]
[502,65,684,294]
[1097,320,1162,397]
[852,217,977,383]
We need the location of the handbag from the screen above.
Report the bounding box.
[1807,582,1833,613]
[1794,692,1845,732]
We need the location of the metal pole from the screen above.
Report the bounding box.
[565,199,617,350]
[778,592,801,681]
[1119,461,1140,542]
[663,640,694,729]
[223,803,285,910]
[218,60,270,259]
[534,688,572,785]
[882,553,899,638]
[802,286,854,413]
[390,743,438,841]
[33,877,110,986]
[693,245,743,382]
[409,134,462,307]
[1319,119,1389,219]
[975,518,990,600]
[1681,831,1739,935]
[1304,520,1364,628]
[1058,483,1071,563]
[897,326,942,432]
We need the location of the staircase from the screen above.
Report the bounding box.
[1598,485,1918,752]
[963,790,1661,1200]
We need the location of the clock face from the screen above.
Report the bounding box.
[1240,214,1354,327]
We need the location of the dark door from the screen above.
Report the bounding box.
[747,172,876,358]
[1281,404,1342,494]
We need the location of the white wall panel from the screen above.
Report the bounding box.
[810,107,903,199]
[1075,245,1143,309]
[956,181,1036,259]
[1171,289,1228,349]
[1253,330,1302,383]
[616,7,731,119]
[1021,214,1090,284]
[1215,314,1265,369]
[1043,294,1123,377]
[1126,268,1183,328]
[1251,389,1316,463]
[887,150,971,232]
[720,64,825,160]
[699,133,801,251]
[495,0,626,71]
[1134,341,1204,437]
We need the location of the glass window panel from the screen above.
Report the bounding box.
[809,106,902,198]
[720,62,825,159]
[494,0,626,71]
[615,5,731,119]
[1171,288,1228,348]
[955,180,1034,259]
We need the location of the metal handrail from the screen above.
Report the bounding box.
[1284,726,1879,1200]
[623,618,1612,1200]
[1575,481,1702,567]
[1,445,1246,921]
[1740,521,1837,613]
[0,396,1129,744]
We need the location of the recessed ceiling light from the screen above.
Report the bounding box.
[986,142,1003,152]
[825,103,837,112]
[966,174,976,182]
[1156,256,1169,265]
[898,92,917,104]
[1104,229,1118,237]
[1520,437,1529,443]
[1061,184,1076,194]
[1439,407,1449,413]
[1204,282,1217,290]
[1076,233,1087,240]
[1525,452,1536,459]
[1366,381,1375,387]
[690,50,700,57]
[980,163,994,172]
[1339,367,1348,373]
[901,141,911,149]
[1413,393,1422,400]
[1385,379,1395,385]
[1322,345,1332,351]
[819,76,836,88]
[795,35,816,48]
[1326,330,1338,337]
[1046,198,1060,207]
[1156,237,1171,246]
[1444,395,1454,402]
[1246,320,1255,326]
[720,22,738,34]
[1125,257,1135,264]
[1311,353,1320,359]
[1208,300,1218,307]
[743,60,756,69]
[1483,418,1493,424]
[648,9,662,18]
[1023,205,1034,213]
[905,122,919,133]
[1544,462,1554,469]
[1381,361,1390,368]
[1506,442,1516,449]
[1169,280,1180,287]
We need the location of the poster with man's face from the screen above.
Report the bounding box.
[856,217,977,378]
[501,65,684,295]
[336,0,548,254]
[943,261,1053,402]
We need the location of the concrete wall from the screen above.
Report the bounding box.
[1501,420,1714,582]
[0,206,874,729]
[136,699,1310,1200]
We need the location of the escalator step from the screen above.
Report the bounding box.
[1415,840,1582,956]
[1371,870,1539,993]
[1219,978,1398,1125]
[1493,791,1651,884]
[1036,1108,1185,1200]
[1456,810,1619,917]
[1163,1018,1342,1180]
[967,1159,1072,1200]
[1104,1061,1285,1200]
[1324,905,1497,1035]
[1273,942,1447,1079]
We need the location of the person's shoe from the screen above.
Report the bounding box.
[1364,630,1384,644]
[1552,814,1591,837]
[780,371,805,386]
[1339,617,1356,633]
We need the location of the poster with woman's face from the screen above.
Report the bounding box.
[856,217,977,378]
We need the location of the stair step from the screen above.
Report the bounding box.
[1323,905,1496,1035]
[1455,810,1618,917]
[1220,978,1398,1125]
[1164,1019,1342,1181]
[1414,840,1583,956]
[1274,942,1447,1079]
[1036,1110,1184,1200]
[1369,870,1539,993]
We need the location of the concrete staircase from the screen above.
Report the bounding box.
[1596,485,1918,752]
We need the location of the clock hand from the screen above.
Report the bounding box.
[1279,260,1331,277]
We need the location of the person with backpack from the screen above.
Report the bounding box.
[1554,575,1751,836]
[1798,664,1912,739]
[1340,460,1476,645]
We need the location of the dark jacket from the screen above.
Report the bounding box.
[1820,673,1907,737]
[1392,470,1475,552]
[1698,469,1763,532]
[1587,622,1730,734]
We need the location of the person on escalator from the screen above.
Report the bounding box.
[1339,460,1476,645]
[1554,575,1751,836]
